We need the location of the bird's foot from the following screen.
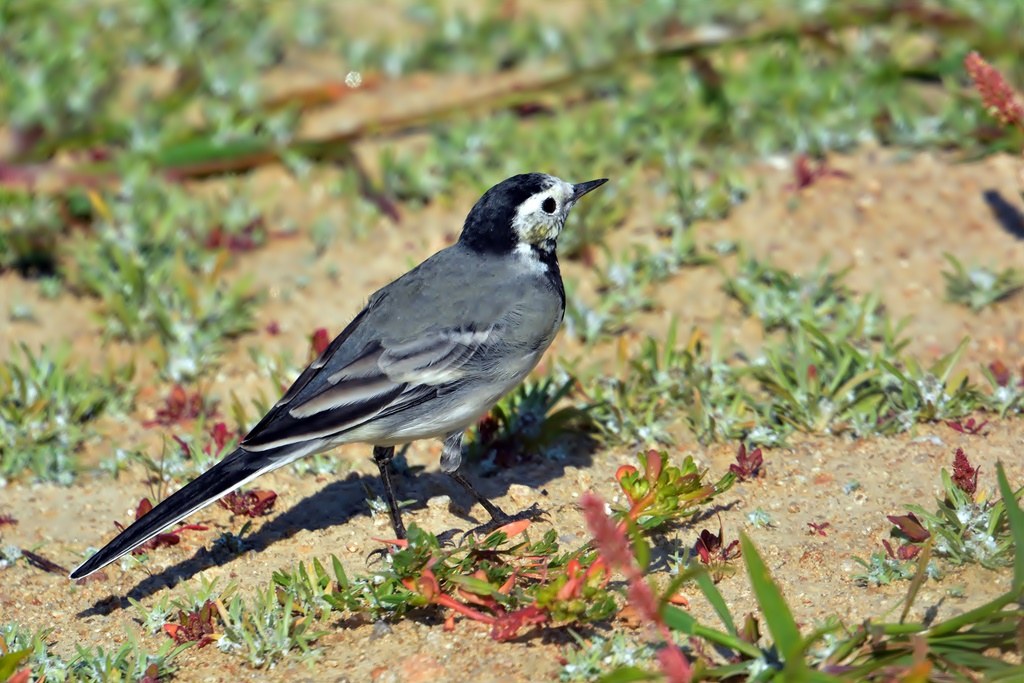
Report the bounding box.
[434,527,465,547]
[365,546,394,566]
[365,537,407,566]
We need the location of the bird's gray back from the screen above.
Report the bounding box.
[359,243,563,352]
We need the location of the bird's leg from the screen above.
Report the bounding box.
[372,445,406,540]
[447,469,510,521]
[440,432,546,542]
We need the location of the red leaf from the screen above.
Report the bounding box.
[8,670,31,683]
[887,512,930,542]
[490,606,547,641]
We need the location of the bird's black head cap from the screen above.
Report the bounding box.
[458,173,556,255]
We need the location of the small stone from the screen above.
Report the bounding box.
[507,484,534,505]
[398,654,446,683]
[370,620,393,642]
[427,495,451,510]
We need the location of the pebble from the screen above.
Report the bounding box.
[398,654,447,683]
[506,484,534,505]
[370,620,393,642]
[426,495,452,510]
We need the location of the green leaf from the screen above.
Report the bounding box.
[740,532,806,670]
[661,602,699,633]
[595,666,659,683]
[626,518,651,572]
[694,568,737,636]
[0,648,31,681]
[930,336,969,382]
[899,540,932,624]
[662,604,761,660]
[332,555,349,589]
[445,574,501,598]
[995,462,1024,593]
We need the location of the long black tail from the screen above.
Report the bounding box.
[69,447,283,579]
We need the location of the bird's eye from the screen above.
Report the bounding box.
[541,197,557,214]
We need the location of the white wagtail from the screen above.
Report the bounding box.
[69,173,607,580]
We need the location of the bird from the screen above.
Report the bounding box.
[69,173,608,580]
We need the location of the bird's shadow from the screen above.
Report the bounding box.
[76,436,598,619]
[982,189,1024,240]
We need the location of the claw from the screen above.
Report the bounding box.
[365,542,403,566]
[435,528,465,547]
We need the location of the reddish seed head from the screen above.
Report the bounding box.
[951,448,979,496]
[657,646,693,683]
[311,328,331,356]
[965,51,1024,128]
[626,579,660,625]
[579,493,634,572]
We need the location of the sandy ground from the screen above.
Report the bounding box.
[3,145,1024,682]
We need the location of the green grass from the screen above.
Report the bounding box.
[943,253,1024,312]
[0,621,188,683]
[584,462,1024,681]
[575,254,1010,449]
[0,343,134,483]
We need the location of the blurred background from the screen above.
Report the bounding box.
[2,1,1024,680]
[3,0,1023,455]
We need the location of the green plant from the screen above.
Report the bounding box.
[750,322,884,436]
[559,631,656,682]
[217,585,326,667]
[0,194,65,275]
[850,550,922,586]
[943,253,1023,312]
[878,337,980,428]
[725,257,850,332]
[584,323,757,447]
[0,621,188,683]
[0,343,134,483]
[465,374,592,466]
[67,175,261,381]
[612,449,736,531]
[564,226,714,346]
[889,449,1024,570]
[981,360,1024,417]
[587,462,1024,680]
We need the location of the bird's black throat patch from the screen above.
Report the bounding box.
[526,240,565,311]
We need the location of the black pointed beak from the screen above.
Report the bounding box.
[571,178,609,200]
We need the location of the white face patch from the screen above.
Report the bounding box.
[510,176,577,247]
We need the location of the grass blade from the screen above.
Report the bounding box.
[899,540,933,624]
[994,462,1024,593]
[739,532,806,670]
[694,568,737,636]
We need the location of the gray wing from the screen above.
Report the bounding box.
[240,318,500,451]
